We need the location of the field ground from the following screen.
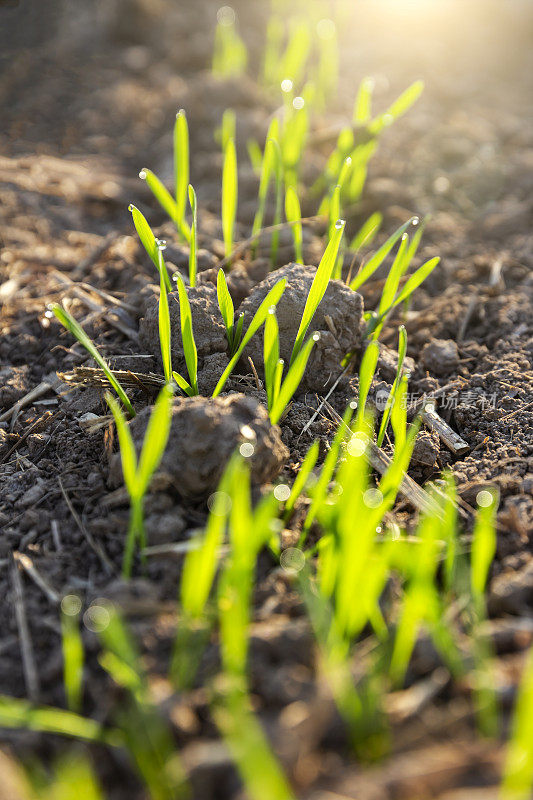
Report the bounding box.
[0,1,532,797]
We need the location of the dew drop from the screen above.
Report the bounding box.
[347,433,366,457]
[334,219,345,230]
[280,547,305,573]
[316,17,336,40]
[83,603,111,633]
[476,489,495,508]
[274,484,291,502]
[138,169,147,180]
[239,442,255,458]
[363,488,384,508]
[207,491,232,515]
[401,232,408,241]
[128,204,134,212]
[292,96,305,110]
[312,331,321,342]
[61,594,82,617]
[412,216,420,226]
[281,78,293,93]
[217,5,235,26]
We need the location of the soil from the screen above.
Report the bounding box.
[1,0,532,797]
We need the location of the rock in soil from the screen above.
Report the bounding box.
[138,284,228,374]
[421,338,460,376]
[237,264,365,392]
[109,393,288,500]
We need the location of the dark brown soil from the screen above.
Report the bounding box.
[1,1,532,797]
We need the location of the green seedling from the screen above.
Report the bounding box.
[501,645,533,800]
[290,218,345,364]
[262,15,284,87]
[264,307,319,425]
[171,480,231,688]
[212,6,247,78]
[157,248,172,383]
[138,110,190,242]
[172,275,198,396]
[349,217,414,291]
[251,122,280,250]
[278,21,311,90]
[283,439,320,521]
[217,268,243,355]
[52,305,135,418]
[376,325,408,447]
[353,76,374,125]
[188,185,198,288]
[315,17,338,109]
[212,277,287,397]
[130,204,172,292]
[217,108,236,152]
[349,211,383,252]
[368,80,424,136]
[222,136,238,259]
[285,184,303,263]
[0,695,121,746]
[356,339,380,427]
[60,595,84,714]
[106,384,174,577]
[97,605,189,799]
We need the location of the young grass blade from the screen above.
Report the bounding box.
[52,305,134,418]
[501,645,533,800]
[390,373,409,454]
[220,108,236,152]
[270,332,318,425]
[251,132,277,257]
[222,137,238,259]
[284,439,319,520]
[471,487,498,601]
[384,256,440,312]
[174,109,191,242]
[377,325,407,447]
[213,690,295,800]
[105,392,138,498]
[188,185,198,288]
[349,211,383,252]
[263,15,283,87]
[369,80,424,136]
[175,275,198,394]
[263,307,280,411]
[139,168,179,226]
[377,233,410,319]
[356,340,380,426]
[353,76,374,124]
[217,268,236,350]
[0,695,121,746]
[290,219,345,365]
[349,218,413,291]
[285,185,303,264]
[270,138,283,267]
[278,21,311,88]
[212,278,286,397]
[60,595,84,713]
[129,204,172,292]
[135,383,174,497]
[157,248,172,382]
[247,138,263,173]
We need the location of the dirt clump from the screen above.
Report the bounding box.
[421,339,460,376]
[109,393,288,500]
[237,264,365,392]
